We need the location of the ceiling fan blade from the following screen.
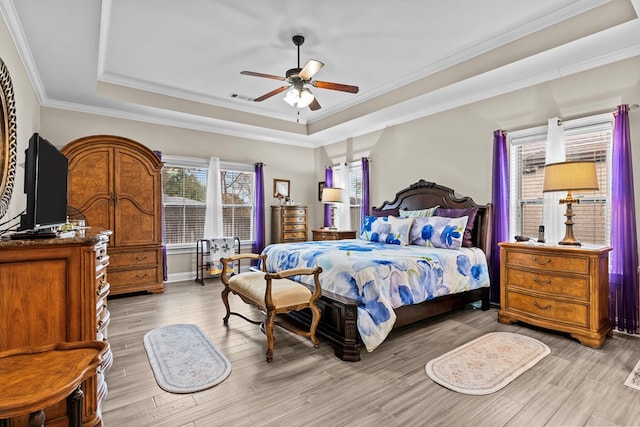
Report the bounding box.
[241,71,286,81]
[253,86,289,102]
[299,60,324,79]
[308,97,321,111]
[312,80,359,93]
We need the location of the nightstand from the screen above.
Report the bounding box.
[312,229,357,241]
[498,242,612,348]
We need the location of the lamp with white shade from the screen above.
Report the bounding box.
[321,187,343,230]
[542,160,599,246]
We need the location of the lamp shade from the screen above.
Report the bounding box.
[321,187,343,203]
[543,161,599,192]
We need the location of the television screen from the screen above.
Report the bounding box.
[19,133,68,231]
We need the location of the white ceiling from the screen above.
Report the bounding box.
[2,0,640,147]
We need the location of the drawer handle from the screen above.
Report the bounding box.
[136,273,148,279]
[533,277,551,286]
[533,256,551,265]
[136,255,148,261]
[533,301,552,310]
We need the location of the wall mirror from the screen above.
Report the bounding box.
[273,178,290,198]
[0,57,17,220]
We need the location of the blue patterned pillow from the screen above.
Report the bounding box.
[360,215,413,245]
[409,215,468,249]
[399,206,439,218]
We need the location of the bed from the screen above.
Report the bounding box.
[262,180,493,361]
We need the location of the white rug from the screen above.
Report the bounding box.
[143,323,231,393]
[425,332,551,395]
[624,359,640,391]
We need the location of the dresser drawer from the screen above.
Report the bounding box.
[108,267,159,286]
[505,250,589,274]
[505,290,589,327]
[283,223,306,231]
[283,231,307,241]
[282,208,307,218]
[283,215,306,225]
[110,249,159,267]
[505,268,589,300]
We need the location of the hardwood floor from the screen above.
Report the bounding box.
[103,280,640,427]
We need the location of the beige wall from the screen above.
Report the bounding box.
[4,7,640,280]
[320,55,640,239]
[39,109,316,279]
[0,15,41,225]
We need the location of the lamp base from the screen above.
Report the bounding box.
[558,200,581,246]
[558,239,581,246]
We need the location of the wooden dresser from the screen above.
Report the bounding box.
[312,229,357,241]
[61,135,164,295]
[0,231,112,426]
[271,205,308,243]
[498,242,612,348]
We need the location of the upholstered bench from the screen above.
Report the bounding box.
[221,253,322,362]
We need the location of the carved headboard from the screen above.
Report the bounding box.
[371,180,493,262]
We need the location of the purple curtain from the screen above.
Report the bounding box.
[252,162,265,256]
[490,130,509,304]
[360,157,370,228]
[153,150,168,282]
[324,167,333,228]
[610,104,639,334]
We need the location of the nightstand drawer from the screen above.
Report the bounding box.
[505,290,589,327]
[505,250,589,274]
[505,268,589,299]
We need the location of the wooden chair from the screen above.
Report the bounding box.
[220,253,323,362]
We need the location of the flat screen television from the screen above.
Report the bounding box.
[18,133,68,231]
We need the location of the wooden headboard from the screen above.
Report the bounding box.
[371,180,493,262]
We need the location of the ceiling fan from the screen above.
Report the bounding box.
[240,35,359,111]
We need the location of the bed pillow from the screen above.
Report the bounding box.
[359,215,413,245]
[399,206,439,218]
[435,207,478,247]
[409,215,468,250]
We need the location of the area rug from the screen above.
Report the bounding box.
[143,323,231,393]
[425,332,550,395]
[624,359,640,391]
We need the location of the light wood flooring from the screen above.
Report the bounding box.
[103,279,640,427]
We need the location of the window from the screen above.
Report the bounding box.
[162,156,255,247]
[508,114,612,245]
[333,160,363,232]
[220,165,254,242]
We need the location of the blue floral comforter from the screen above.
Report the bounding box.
[261,239,490,352]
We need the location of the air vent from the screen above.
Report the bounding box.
[228,93,254,102]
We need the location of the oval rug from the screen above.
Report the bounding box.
[143,323,231,393]
[425,332,550,395]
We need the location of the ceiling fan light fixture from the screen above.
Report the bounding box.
[283,87,300,106]
[297,89,314,108]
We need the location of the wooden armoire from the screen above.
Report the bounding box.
[62,135,164,295]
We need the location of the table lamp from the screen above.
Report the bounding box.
[542,160,599,246]
[321,187,343,230]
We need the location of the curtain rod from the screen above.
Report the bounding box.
[506,103,638,133]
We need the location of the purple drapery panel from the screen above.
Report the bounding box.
[252,162,265,258]
[360,157,370,228]
[610,104,639,334]
[324,167,333,228]
[490,130,508,304]
[153,150,168,282]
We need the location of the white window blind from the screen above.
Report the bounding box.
[332,160,363,232]
[162,157,255,246]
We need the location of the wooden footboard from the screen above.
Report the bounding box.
[289,286,489,362]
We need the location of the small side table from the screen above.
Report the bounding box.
[312,229,357,241]
[0,341,108,427]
